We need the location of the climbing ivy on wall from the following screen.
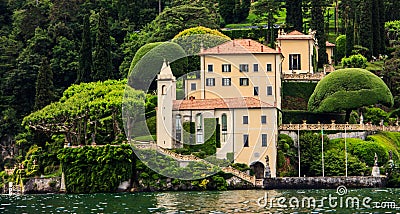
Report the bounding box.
[57,144,133,193]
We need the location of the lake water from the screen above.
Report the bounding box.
[1,188,400,213]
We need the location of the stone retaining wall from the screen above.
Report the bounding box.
[264,176,386,189]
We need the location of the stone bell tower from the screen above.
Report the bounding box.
[157,60,176,149]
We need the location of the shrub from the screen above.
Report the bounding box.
[341,54,367,68]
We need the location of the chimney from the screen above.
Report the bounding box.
[233,40,235,46]
[217,46,220,53]
[248,40,251,46]
[261,46,264,52]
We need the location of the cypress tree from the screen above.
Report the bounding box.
[77,14,92,83]
[286,0,303,32]
[34,58,55,111]
[310,0,327,68]
[359,0,372,59]
[239,0,251,22]
[219,0,235,24]
[93,8,112,81]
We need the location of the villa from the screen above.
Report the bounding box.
[156,34,335,179]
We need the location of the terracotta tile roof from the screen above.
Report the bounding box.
[326,41,336,47]
[200,39,280,55]
[277,30,313,40]
[172,97,275,110]
[287,30,305,35]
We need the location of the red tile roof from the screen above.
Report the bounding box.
[326,41,336,47]
[276,30,313,40]
[200,39,280,55]
[173,97,275,110]
[287,30,305,35]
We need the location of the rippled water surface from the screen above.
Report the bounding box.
[1,188,400,213]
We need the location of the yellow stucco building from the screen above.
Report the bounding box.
[157,39,282,178]
[156,35,334,179]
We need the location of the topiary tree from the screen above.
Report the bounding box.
[127,42,188,91]
[172,26,230,72]
[308,68,394,121]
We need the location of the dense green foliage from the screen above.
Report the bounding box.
[34,58,55,111]
[282,82,317,110]
[341,54,367,68]
[58,144,133,193]
[285,0,302,32]
[282,110,345,124]
[23,80,145,146]
[128,42,187,91]
[252,0,281,46]
[93,9,113,81]
[310,0,327,67]
[218,0,250,24]
[308,68,394,120]
[77,14,92,83]
[335,35,346,63]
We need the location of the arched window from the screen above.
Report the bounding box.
[196,113,203,144]
[221,114,227,131]
[221,114,227,143]
[161,85,167,95]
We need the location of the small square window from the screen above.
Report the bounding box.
[222,78,231,86]
[243,116,248,124]
[239,64,249,72]
[266,63,272,72]
[206,78,215,86]
[253,64,259,72]
[207,64,213,72]
[244,134,249,147]
[262,134,267,147]
[267,86,273,96]
[222,64,231,72]
[261,115,267,124]
[240,78,249,86]
[191,83,196,91]
[254,86,259,96]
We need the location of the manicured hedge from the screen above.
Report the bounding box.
[221,28,277,40]
[308,68,394,112]
[282,110,346,124]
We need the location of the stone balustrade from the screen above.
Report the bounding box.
[280,121,400,132]
[133,142,257,185]
[221,167,255,185]
[283,72,326,81]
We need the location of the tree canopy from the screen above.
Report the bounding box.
[23,80,145,145]
[308,68,394,119]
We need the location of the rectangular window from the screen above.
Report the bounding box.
[289,54,301,70]
[197,131,203,144]
[262,134,267,147]
[239,64,249,72]
[206,78,215,86]
[244,134,249,147]
[267,86,273,96]
[253,63,259,72]
[239,78,249,86]
[191,83,196,91]
[222,64,231,72]
[222,78,231,86]
[254,86,259,96]
[266,63,272,72]
[243,116,248,124]
[207,64,213,72]
[261,115,267,124]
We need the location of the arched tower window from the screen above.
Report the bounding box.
[161,85,167,95]
[175,115,182,142]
